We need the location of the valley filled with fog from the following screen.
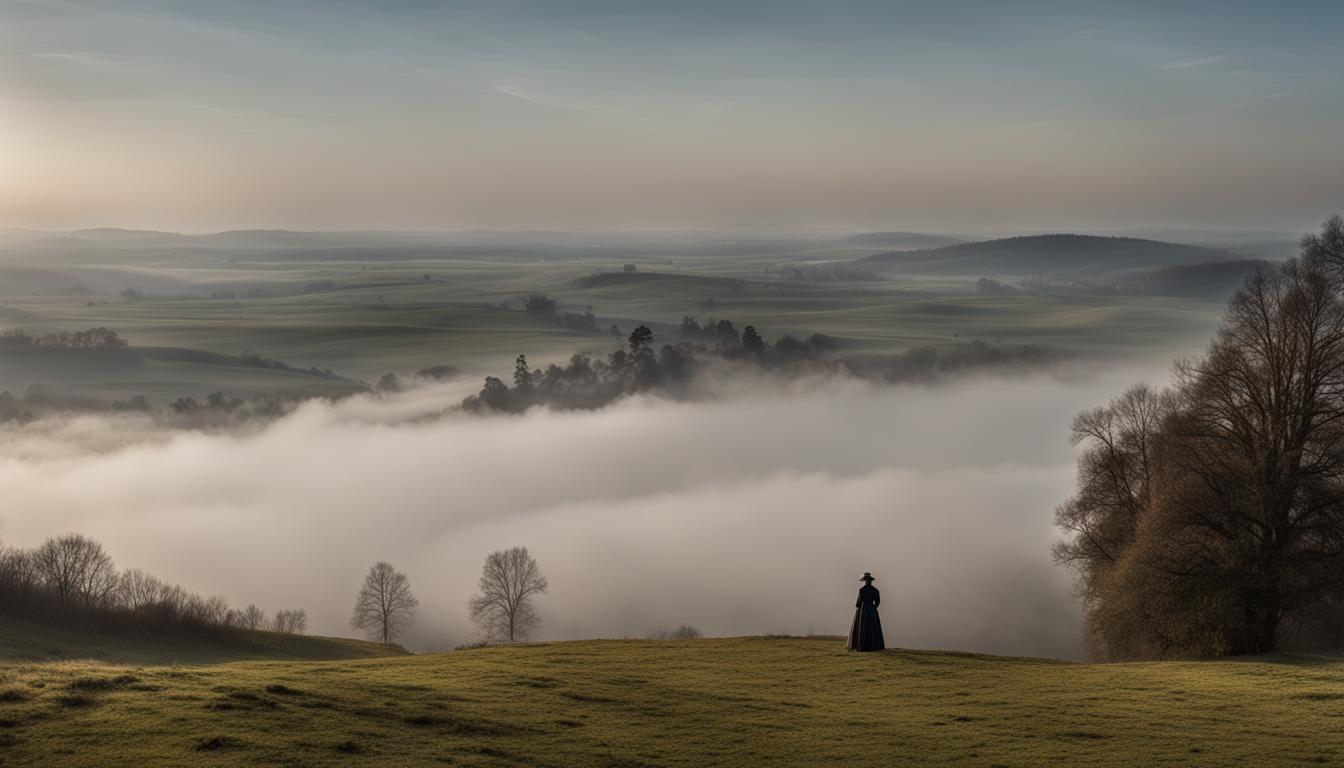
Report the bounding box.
[0,227,1268,658]
[4,3,1342,764]
[0,360,1174,658]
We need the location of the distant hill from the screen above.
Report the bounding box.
[68,228,181,241]
[571,271,750,295]
[832,232,965,250]
[1117,259,1272,299]
[0,616,404,665]
[0,342,365,404]
[861,234,1236,277]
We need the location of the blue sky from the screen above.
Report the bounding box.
[1,0,1340,232]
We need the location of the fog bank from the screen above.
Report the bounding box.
[0,368,1169,658]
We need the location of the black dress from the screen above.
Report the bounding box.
[847,583,885,652]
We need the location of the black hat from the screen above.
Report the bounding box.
[860,572,875,582]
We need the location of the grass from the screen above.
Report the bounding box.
[0,618,404,666]
[0,636,1340,766]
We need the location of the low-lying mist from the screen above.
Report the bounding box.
[0,366,1169,659]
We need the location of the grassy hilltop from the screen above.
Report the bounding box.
[0,618,403,666]
[0,636,1341,766]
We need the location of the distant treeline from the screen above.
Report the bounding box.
[0,385,320,427]
[0,327,366,425]
[0,533,307,636]
[0,327,127,349]
[524,294,604,333]
[238,351,349,382]
[976,259,1272,300]
[463,322,1059,413]
[767,262,885,283]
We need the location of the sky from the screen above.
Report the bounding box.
[1,0,1341,233]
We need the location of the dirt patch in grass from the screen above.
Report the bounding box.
[1297,692,1344,701]
[562,691,620,703]
[193,735,245,752]
[211,699,278,711]
[334,739,363,754]
[69,675,139,692]
[513,677,558,689]
[403,714,508,736]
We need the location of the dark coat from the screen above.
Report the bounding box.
[846,584,885,652]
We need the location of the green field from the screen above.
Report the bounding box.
[0,637,1340,766]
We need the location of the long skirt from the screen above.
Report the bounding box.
[847,604,885,652]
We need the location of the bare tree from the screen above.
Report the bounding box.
[1302,213,1344,284]
[32,534,119,609]
[469,546,548,642]
[198,595,231,626]
[0,546,36,600]
[155,584,190,622]
[239,604,267,630]
[272,608,308,634]
[647,624,703,640]
[118,568,165,611]
[350,561,418,644]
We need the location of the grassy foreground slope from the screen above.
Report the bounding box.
[0,618,403,665]
[0,637,1341,767]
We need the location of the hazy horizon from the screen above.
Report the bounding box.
[3,1,1341,233]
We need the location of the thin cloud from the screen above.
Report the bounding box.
[1161,55,1226,70]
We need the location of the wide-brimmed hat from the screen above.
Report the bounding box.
[860,572,875,582]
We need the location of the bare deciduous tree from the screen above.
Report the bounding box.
[350,561,418,644]
[118,568,165,611]
[647,624,703,640]
[0,546,36,599]
[197,595,231,626]
[468,546,547,642]
[272,609,308,634]
[239,604,267,630]
[0,531,298,637]
[32,534,119,609]
[1302,213,1344,283]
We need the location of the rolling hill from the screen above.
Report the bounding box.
[0,617,403,665]
[1116,259,1273,298]
[862,234,1236,277]
[0,343,365,405]
[571,271,750,294]
[0,637,1339,766]
[831,231,965,250]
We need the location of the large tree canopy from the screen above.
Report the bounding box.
[1057,216,1344,658]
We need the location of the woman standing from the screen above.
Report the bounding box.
[847,572,885,652]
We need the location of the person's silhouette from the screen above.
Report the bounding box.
[846,572,885,652]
